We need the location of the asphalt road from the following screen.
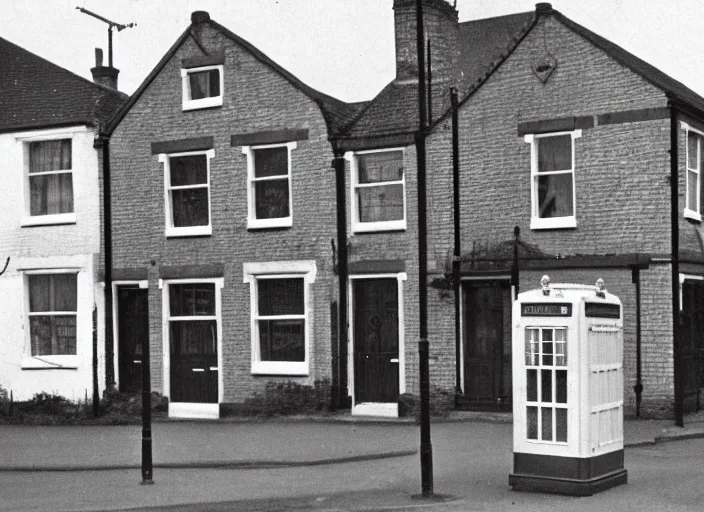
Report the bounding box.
[1,423,702,511]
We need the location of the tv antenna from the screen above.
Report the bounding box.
[76,7,135,67]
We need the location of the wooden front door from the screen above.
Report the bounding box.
[680,279,704,411]
[463,281,511,407]
[117,286,149,393]
[353,279,400,403]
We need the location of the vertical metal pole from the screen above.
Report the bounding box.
[632,267,643,417]
[451,87,461,394]
[92,305,100,417]
[108,27,114,67]
[427,40,432,126]
[333,149,349,409]
[512,226,520,300]
[415,0,433,497]
[141,295,154,484]
[670,104,684,427]
[102,137,114,396]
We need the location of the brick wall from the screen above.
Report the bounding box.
[109,23,337,404]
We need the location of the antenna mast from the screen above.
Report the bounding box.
[76,7,135,67]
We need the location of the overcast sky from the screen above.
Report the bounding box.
[4,0,704,103]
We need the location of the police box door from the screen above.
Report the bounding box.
[353,278,400,404]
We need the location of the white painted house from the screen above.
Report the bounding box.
[0,37,126,401]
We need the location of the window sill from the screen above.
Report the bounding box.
[530,216,577,230]
[21,355,79,370]
[352,220,406,234]
[684,208,702,222]
[165,225,212,238]
[247,217,293,230]
[21,213,76,227]
[251,361,308,376]
[182,97,223,111]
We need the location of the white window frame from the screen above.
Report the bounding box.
[525,130,581,230]
[159,149,214,238]
[243,261,316,376]
[160,277,224,402]
[682,121,703,221]
[16,126,85,227]
[22,268,82,369]
[346,148,407,233]
[242,142,296,229]
[181,65,224,111]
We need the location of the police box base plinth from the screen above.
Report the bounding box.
[509,450,627,496]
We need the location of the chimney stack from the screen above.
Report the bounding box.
[91,48,120,90]
[393,0,459,82]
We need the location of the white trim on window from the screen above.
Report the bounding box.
[679,273,704,310]
[181,65,224,111]
[159,149,214,237]
[242,142,296,230]
[346,148,407,233]
[681,121,703,222]
[243,260,316,376]
[161,278,224,403]
[525,130,581,230]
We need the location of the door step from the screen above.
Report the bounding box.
[169,402,219,419]
[352,402,399,417]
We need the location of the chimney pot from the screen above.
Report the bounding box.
[94,48,103,67]
[191,11,210,24]
[535,3,553,15]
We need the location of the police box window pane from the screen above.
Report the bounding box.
[537,174,573,219]
[189,69,220,100]
[258,319,305,362]
[169,320,217,355]
[358,184,404,222]
[541,407,553,441]
[254,179,290,219]
[542,329,553,366]
[537,135,571,172]
[525,328,539,365]
[555,328,567,366]
[527,406,538,440]
[556,408,567,442]
[556,369,567,403]
[169,284,216,316]
[171,188,209,227]
[258,278,304,316]
[541,369,552,402]
[527,369,537,402]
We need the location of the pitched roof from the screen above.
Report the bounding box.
[105,16,363,136]
[336,11,535,143]
[0,36,127,134]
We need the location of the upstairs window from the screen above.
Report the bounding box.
[181,65,224,111]
[28,139,74,217]
[242,142,295,229]
[526,131,581,229]
[683,122,703,221]
[349,149,406,233]
[159,150,213,237]
[27,274,77,356]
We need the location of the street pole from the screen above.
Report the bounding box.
[141,312,154,484]
[415,0,433,497]
[670,104,684,427]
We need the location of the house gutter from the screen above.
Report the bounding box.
[669,102,684,427]
[450,87,461,395]
[101,136,115,390]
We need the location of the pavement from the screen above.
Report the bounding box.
[1,409,703,472]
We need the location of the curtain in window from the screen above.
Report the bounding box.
[29,140,73,215]
[537,136,573,218]
[358,184,404,222]
[537,136,571,172]
[28,274,77,356]
[170,155,209,227]
[358,152,403,183]
[189,70,219,100]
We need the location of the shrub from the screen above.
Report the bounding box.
[243,378,332,417]
[398,387,456,420]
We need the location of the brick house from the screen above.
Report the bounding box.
[104,11,362,418]
[0,36,125,400]
[333,0,704,419]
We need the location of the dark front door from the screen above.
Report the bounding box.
[463,281,511,408]
[680,279,704,411]
[117,286,149,393]
[353,278,399,403]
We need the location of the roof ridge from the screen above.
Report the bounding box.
[335,80,399,137]
[458,10,533,26]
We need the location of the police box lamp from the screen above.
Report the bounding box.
[509,276,627,496]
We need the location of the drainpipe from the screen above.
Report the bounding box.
[670,103,684,427]
[332,145,349,409]
[632,267,643,417]
[451,87,461,395]
[102,137,114,393]
[415,0,434,497]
